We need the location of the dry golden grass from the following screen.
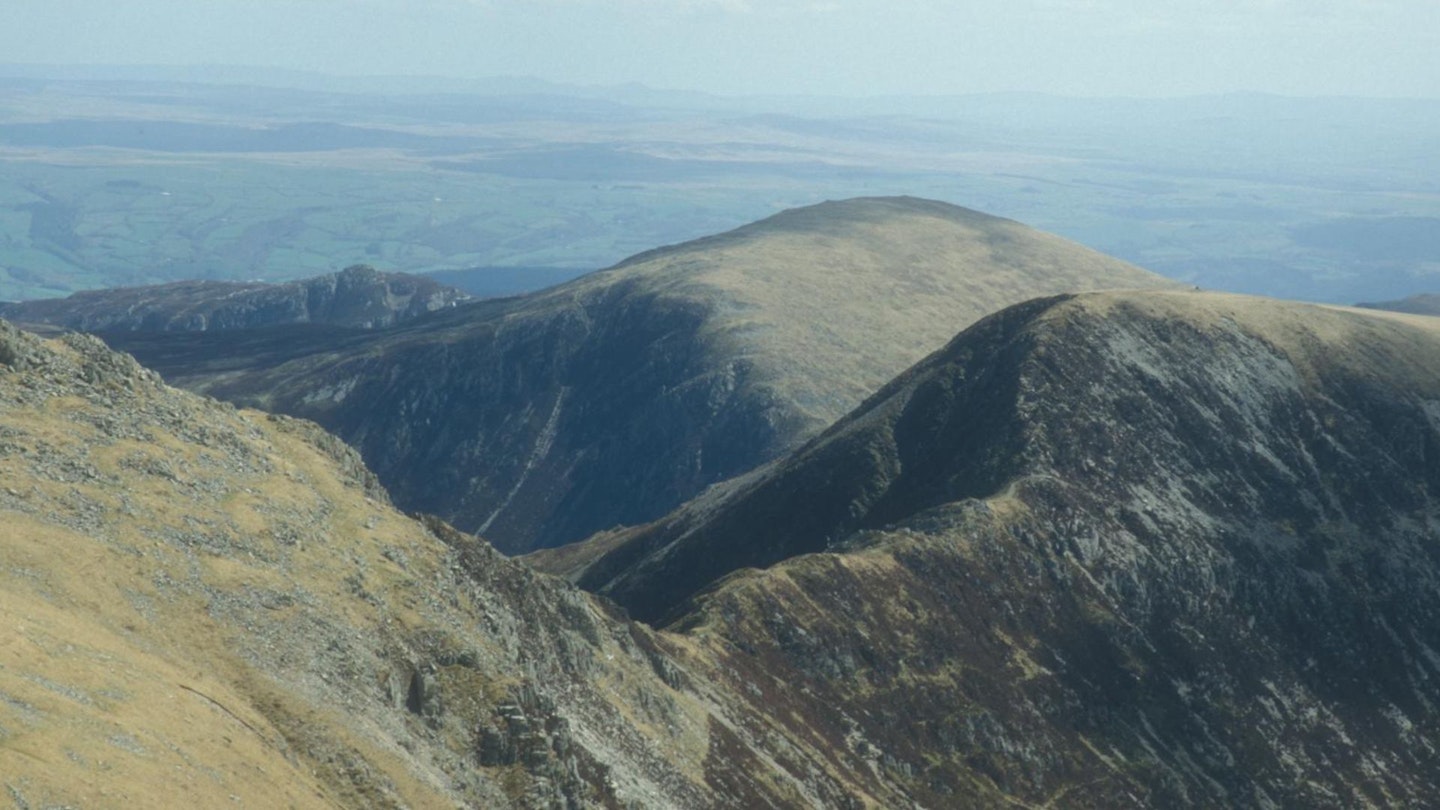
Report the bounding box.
[0,519,338,809]
[0,329,509,806]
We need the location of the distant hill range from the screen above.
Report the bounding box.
[0,264,471,332]
[92,196,1179,552]
[1357,292,1440,317]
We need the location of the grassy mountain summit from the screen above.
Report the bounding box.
[567,196,1175,425]
[103,196,1178,552]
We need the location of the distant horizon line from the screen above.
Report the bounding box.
[2,62,1437,105]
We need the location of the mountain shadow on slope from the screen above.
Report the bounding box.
[0,317,905,808]
[15,286,1440,806]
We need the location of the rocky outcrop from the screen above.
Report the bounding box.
[0,264,470,332]
[102,197,1178,552]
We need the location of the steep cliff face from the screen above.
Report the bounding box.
[0,264,469,331]
[105,197,1176,552]
[547,291,1440,806]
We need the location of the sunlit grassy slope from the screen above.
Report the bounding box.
[569,195,1182,425]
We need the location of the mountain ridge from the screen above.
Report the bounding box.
[546,289,1440,806]
[0,263,470,332]
[1358,292,1440,317]
[555,290,1440,621]
[0,317,898,808]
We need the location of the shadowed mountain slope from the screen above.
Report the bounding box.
[0,264,470,332]
[102,197,1176,553]
[563,290,1440,620]
[535,290,1440,805]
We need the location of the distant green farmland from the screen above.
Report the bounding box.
[2,78,1438,304]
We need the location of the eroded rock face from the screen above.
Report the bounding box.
[561,291,1440,806]
[0,264,470,332]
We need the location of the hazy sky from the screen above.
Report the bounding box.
[4,0,1438,98]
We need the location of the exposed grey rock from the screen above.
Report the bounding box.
[18,265,1440,806]
[404,663,441,723]
[0,264,470,332]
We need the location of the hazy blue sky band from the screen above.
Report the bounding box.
[3,0,1438,97]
